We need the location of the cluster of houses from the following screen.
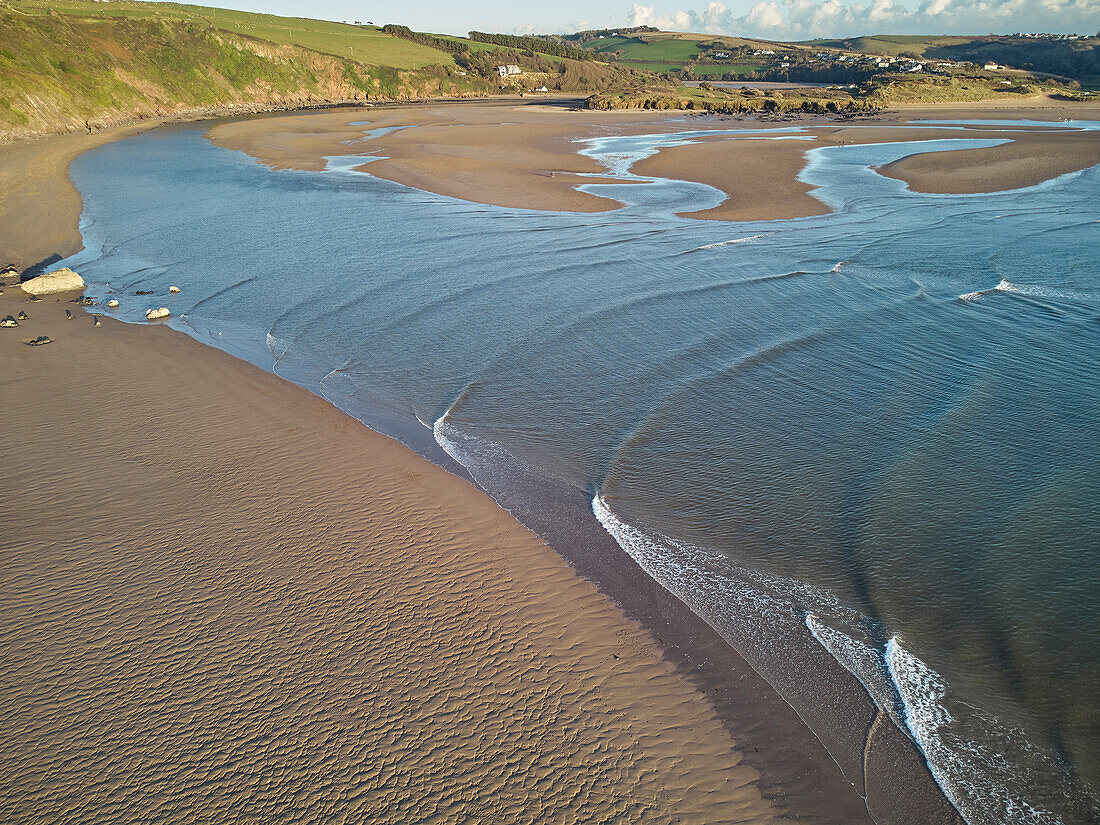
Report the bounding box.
[805,51,1011,75]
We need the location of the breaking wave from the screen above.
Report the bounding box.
[688,233,774,252]
[959,279,1079,302]
[594,493,1091,825]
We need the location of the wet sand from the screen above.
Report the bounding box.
[0,291,789,823]
[210,100,685,214]
[0,123,156,272]
[207,99,1100,224]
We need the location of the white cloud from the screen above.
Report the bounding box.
[624,0,1100,38]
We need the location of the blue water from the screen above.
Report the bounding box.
[62,119,1099,825]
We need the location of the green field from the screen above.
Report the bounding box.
[10,0,454,67]
[601,36,702,65]
[585,35,634,53]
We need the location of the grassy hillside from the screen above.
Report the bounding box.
[0,4,671,142]
[11,0,453,67]
[0,6,490,140]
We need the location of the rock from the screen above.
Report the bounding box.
[27,295,41,302]
[24,335,52,346]
[136,290,154,295]
[0,315,18,328]
[17,311,29,320]
[0,264,17,277]
[107,299,120,308]
[93,316,102,327]
[65,309,74,319]
[73,296,94,306]
[19,267,85,295]
[145,307,170,320]
[169,285,181,294]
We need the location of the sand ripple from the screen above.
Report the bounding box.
[0,299,780,824]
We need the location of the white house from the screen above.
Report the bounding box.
[496,65,522,78]
[984,62,1000,70]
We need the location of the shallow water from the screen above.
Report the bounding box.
[63,118,1099,825]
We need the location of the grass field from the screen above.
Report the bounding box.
[616,37,701,62]
[10,0,454,67]
[802,35,977,57]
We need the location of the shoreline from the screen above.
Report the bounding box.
[11,98,1093,822]
[1,102,968,823]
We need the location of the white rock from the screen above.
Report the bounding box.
[169,286,181,294]
[19,267,85,295]
[107,299,120,308]
[146,307,171,320]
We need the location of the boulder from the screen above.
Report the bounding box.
[146,307,170,320]
[19,267,85,295]
[0,315,18,328]
[169,285,181,294]
[24,335,52,346]
[107,299,120,308]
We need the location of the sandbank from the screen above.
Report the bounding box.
[207,98,1100,224]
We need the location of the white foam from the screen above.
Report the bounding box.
[886,638,1067,825]
[265,332,291,366]
[691,233,773,251]
[960,279,1076,302]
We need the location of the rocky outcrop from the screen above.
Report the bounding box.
[20,267,85,295]
[145,307,171,320]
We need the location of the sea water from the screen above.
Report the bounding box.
[60,118,1100,825]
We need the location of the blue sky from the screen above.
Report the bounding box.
[167,0,1100,39]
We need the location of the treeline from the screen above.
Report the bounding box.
[467,31,600,62]
[746,64,877,84]
[381,24,469,55]
[587,92,878,115]
[686,62,876,85]
[925,38,1098,82]
[560,26,659,46]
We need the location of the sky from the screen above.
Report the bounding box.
[172,0,1100,39]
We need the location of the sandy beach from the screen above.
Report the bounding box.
[0,291,790,823]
